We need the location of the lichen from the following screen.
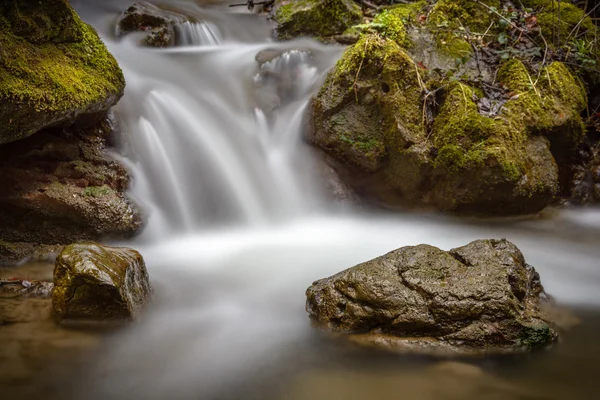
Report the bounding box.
[0,0,125,144]
[274,0,363,40]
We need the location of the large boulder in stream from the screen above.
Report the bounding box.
[308,0,595,215]
[0,0,125,145]
[306,239,557,355]
[52,244,152,321]
[310,34,587,214]
[271,0,363,41]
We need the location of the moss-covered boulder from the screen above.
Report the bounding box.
[52,243,152,320]
[306,239,558,355]
[0,0,125,145]
[272,0,363,40]
[309,31,588,214]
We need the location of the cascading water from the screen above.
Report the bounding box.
[30,1,600,400]
[175,21,221,46]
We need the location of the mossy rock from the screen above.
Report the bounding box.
[309,31,589,214]
[52,243,152,320]
[0,0,125,145]
[306,239,558,355]
[428,0,499,60]
[272,0,363,40]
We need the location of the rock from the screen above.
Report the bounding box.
[0,117,141,265]
[0,279,54,299]
[568,136,600,205]
[306,239,558,355]
[116,2,193,47]
[271,0,363,40]
[308,29,588,215]
[52,244,152,320]
[0,0,125,145]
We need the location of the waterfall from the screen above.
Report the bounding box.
[175,21,221,46]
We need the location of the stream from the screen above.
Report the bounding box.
[2,1,600,399]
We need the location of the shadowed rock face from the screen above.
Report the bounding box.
[0,117,141,266]
[306,239,557,355]
[52,244,152,321]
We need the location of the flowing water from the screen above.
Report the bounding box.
[2,1,600,399]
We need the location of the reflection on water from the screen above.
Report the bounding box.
[1,1,600,400]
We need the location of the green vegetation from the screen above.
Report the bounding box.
[0,0,125,144]
[372,1,426,47]
[83,185,113,198]
[518,323,555,349]
[274,0,363,40]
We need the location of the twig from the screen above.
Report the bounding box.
[361,0,381,11]
[566,2,600,40]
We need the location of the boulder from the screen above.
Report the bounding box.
[306,239,557,355]
[271,0,363,40]
[0,0,125,145]
[116,2,197,47]
[309,30,587,215]
[52,244,152,320]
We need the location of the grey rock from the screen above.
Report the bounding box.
[306,239,557,355]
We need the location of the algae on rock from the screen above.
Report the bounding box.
[0,0,125,145]
[273,0,363,40]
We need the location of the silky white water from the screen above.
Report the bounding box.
[64,1,600,399]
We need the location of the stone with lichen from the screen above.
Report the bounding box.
[52,243,152,320]
[306,239,558,356]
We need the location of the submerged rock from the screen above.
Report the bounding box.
[0,0,125,145]
[271,0,363,40]
[306,239,557,355]
[52,244,152,320]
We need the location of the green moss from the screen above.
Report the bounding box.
[534,1,596,42]
[0,0,125,144]
[372,1,426,47]
[83,185,113,198]
[0,239,18,254]
[518,323,555,349]
[428,0,501,60]
[432,82,525,181]
[274,0,363,40]
[498,59,586,147]
[313,33,425,171]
